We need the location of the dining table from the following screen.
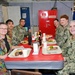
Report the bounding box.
[4,36,64,70]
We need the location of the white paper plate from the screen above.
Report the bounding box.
[42,46,62,54]
[8,48,31,58]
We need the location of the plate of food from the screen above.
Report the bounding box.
[47,39,57,44]
[42,45,62,54]
[8,48,31,58]
[46,35,52,39]
[21,40,28,44]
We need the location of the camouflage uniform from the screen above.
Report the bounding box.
[55,25,70,49]
[58,36,75,75]
[12,25,29,46]
[55,25,62,41]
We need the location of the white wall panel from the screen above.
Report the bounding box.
[7,6,21,25]
[0,5,3,22]
[2,6,8,22]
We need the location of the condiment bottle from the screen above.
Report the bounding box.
[28,32,32,45]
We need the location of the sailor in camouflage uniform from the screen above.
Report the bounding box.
[58,20,75,75]
[56,14,70,50]
[55,24,63,43]
[12,18,30,46]
[54,18,60,40]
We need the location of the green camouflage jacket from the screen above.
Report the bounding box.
[12,25,29,46]
[58,36,75,75]
[56,25,70,49]
[55,25,62,41]
[62,36,75,62]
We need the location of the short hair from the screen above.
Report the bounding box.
[54,18,59,21]
[19,18,25,22]
[6,19,14,24]
[60,14,69,20]
[69,20,75,25]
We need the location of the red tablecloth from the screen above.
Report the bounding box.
[5,37,64,70]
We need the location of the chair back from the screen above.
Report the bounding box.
[11,70,42,75]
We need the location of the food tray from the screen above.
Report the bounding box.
[47,39,57,44]
[8,48,31,58]
[42,46,62,54]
